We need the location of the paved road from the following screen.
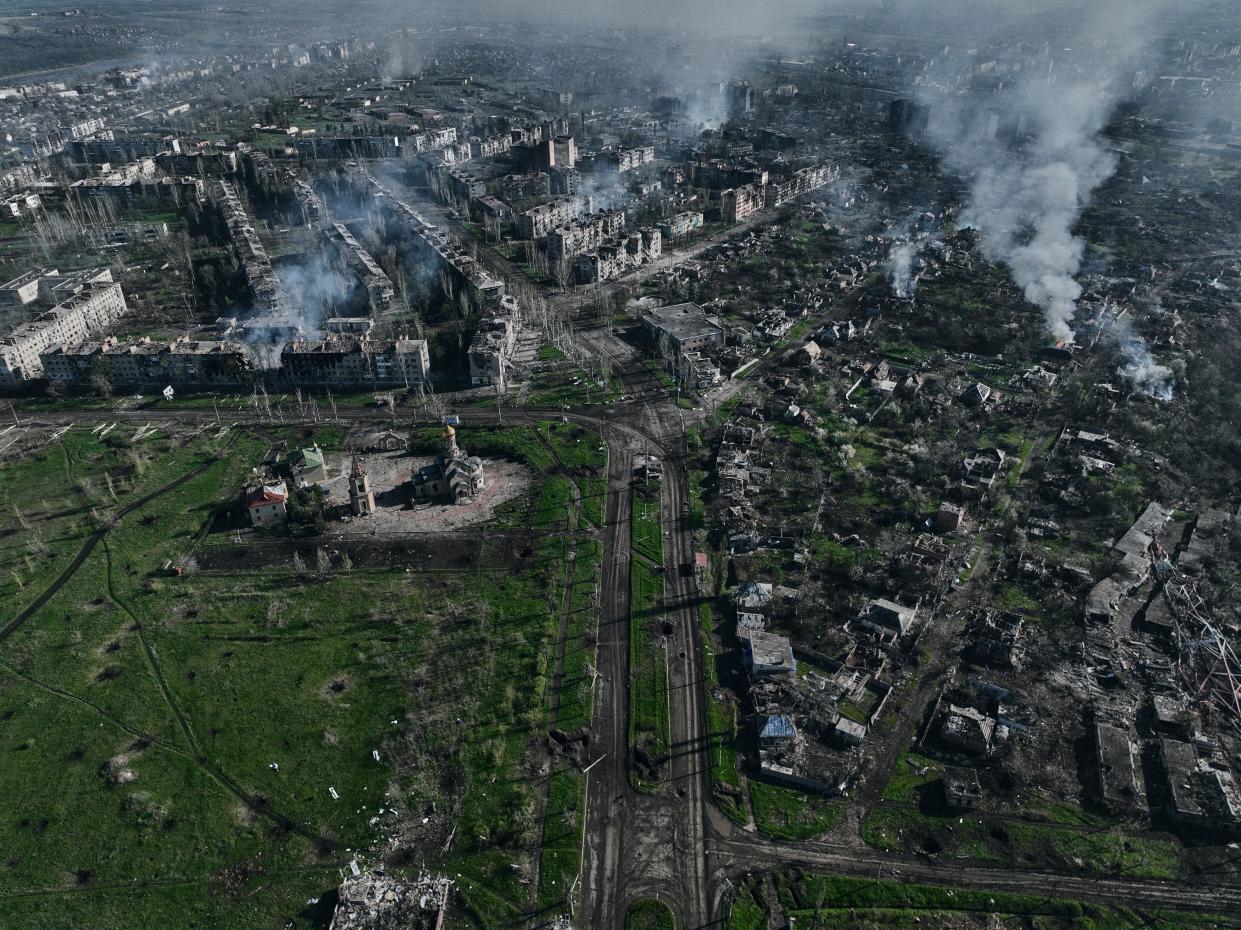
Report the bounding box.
[13,379,1241,924]
[578,428,634,928]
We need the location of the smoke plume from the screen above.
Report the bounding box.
[1113,315,1174,400]
[886,213,940,300]
[241,260,350,369]
[887,240,919,300]
[900,0,1212,398]
[921,74,1121,346]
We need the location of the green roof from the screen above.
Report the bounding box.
[292,447,324,469]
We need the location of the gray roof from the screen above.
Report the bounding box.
[643,302,722,343]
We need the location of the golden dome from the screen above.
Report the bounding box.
[442,425,457,439]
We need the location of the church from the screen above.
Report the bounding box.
[410,425,486,505]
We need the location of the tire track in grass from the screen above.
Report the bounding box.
[0,656,191,758]
[525,425,586,920]
[0,863,346,900]
[0,457,217,645]
[101,535,340,851]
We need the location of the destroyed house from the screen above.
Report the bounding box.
[746,631,796,677]
[1150,695,1191,736]
[969,612,1024,668]
[960,382,992,407]
[246,482,288,527]
[1160,738,1241,832]
[942,766,983,810]
[960,448,1007,496]
[759,714,796,750]
[859,598,918,637]
[1085,502,1173,624]
[934,501,965,533]
[940,704,995,755]
[736,612,766,638]
[289,446,327,486]
[732,580,774,613]
[832,716,867,747]
[1179,508,1233,575]
[1094,723,1142,812]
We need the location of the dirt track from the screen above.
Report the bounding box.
[13,394,1241,926]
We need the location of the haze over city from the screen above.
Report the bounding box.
[1,2,1241,928]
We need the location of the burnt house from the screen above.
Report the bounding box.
[1093,722,1143,813]
[940,704,996,755]
[942,766,983,810]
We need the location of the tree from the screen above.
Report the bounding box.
[286,486,326,536]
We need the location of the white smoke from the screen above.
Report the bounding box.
[241,260,350,369]
[888,240,919,299]
[924,75,1119,346]
[907,1,1192,397]
[886,213,942,300]
[1113,315,1174,400]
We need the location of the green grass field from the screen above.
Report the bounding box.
[728,873,1237,930]
[699,603,745,823]
[724,869,1241,928]
[629,555,670,789]
[0,421,600,929]
[748,781,843,841]
[627,898,676,930]
[860,804,1183,881]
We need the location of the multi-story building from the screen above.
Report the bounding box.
[443,168,487,202]
[71,175,206,205]
[517,197,584,239]
[468,133,512,160]
[500,172,551,201]
[691,160,767,190]
[721,184,765,223]
[467,295,521,390]
[215,179,281,311]
[553,135,577,169]
[547,210,627,259]
[579,145,655,175]
[281,336,431,387]
[0,164,39,194]
[658,211,704,241]
[726,80,754,116]
[40,334,430,390]
[412,127,458,152]
[765,163,840,207]
[641,302,724,355]
[0,276,127,384]
[549,165,579,196]
[368,178,506,314]
[0,269,47,307]
[155,150,238,175]
[512,138,555,173]
[68,137,171,164]
[576,228,662,284]
[323,222,395,316]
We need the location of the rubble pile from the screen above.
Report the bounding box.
[329,870,451,930]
